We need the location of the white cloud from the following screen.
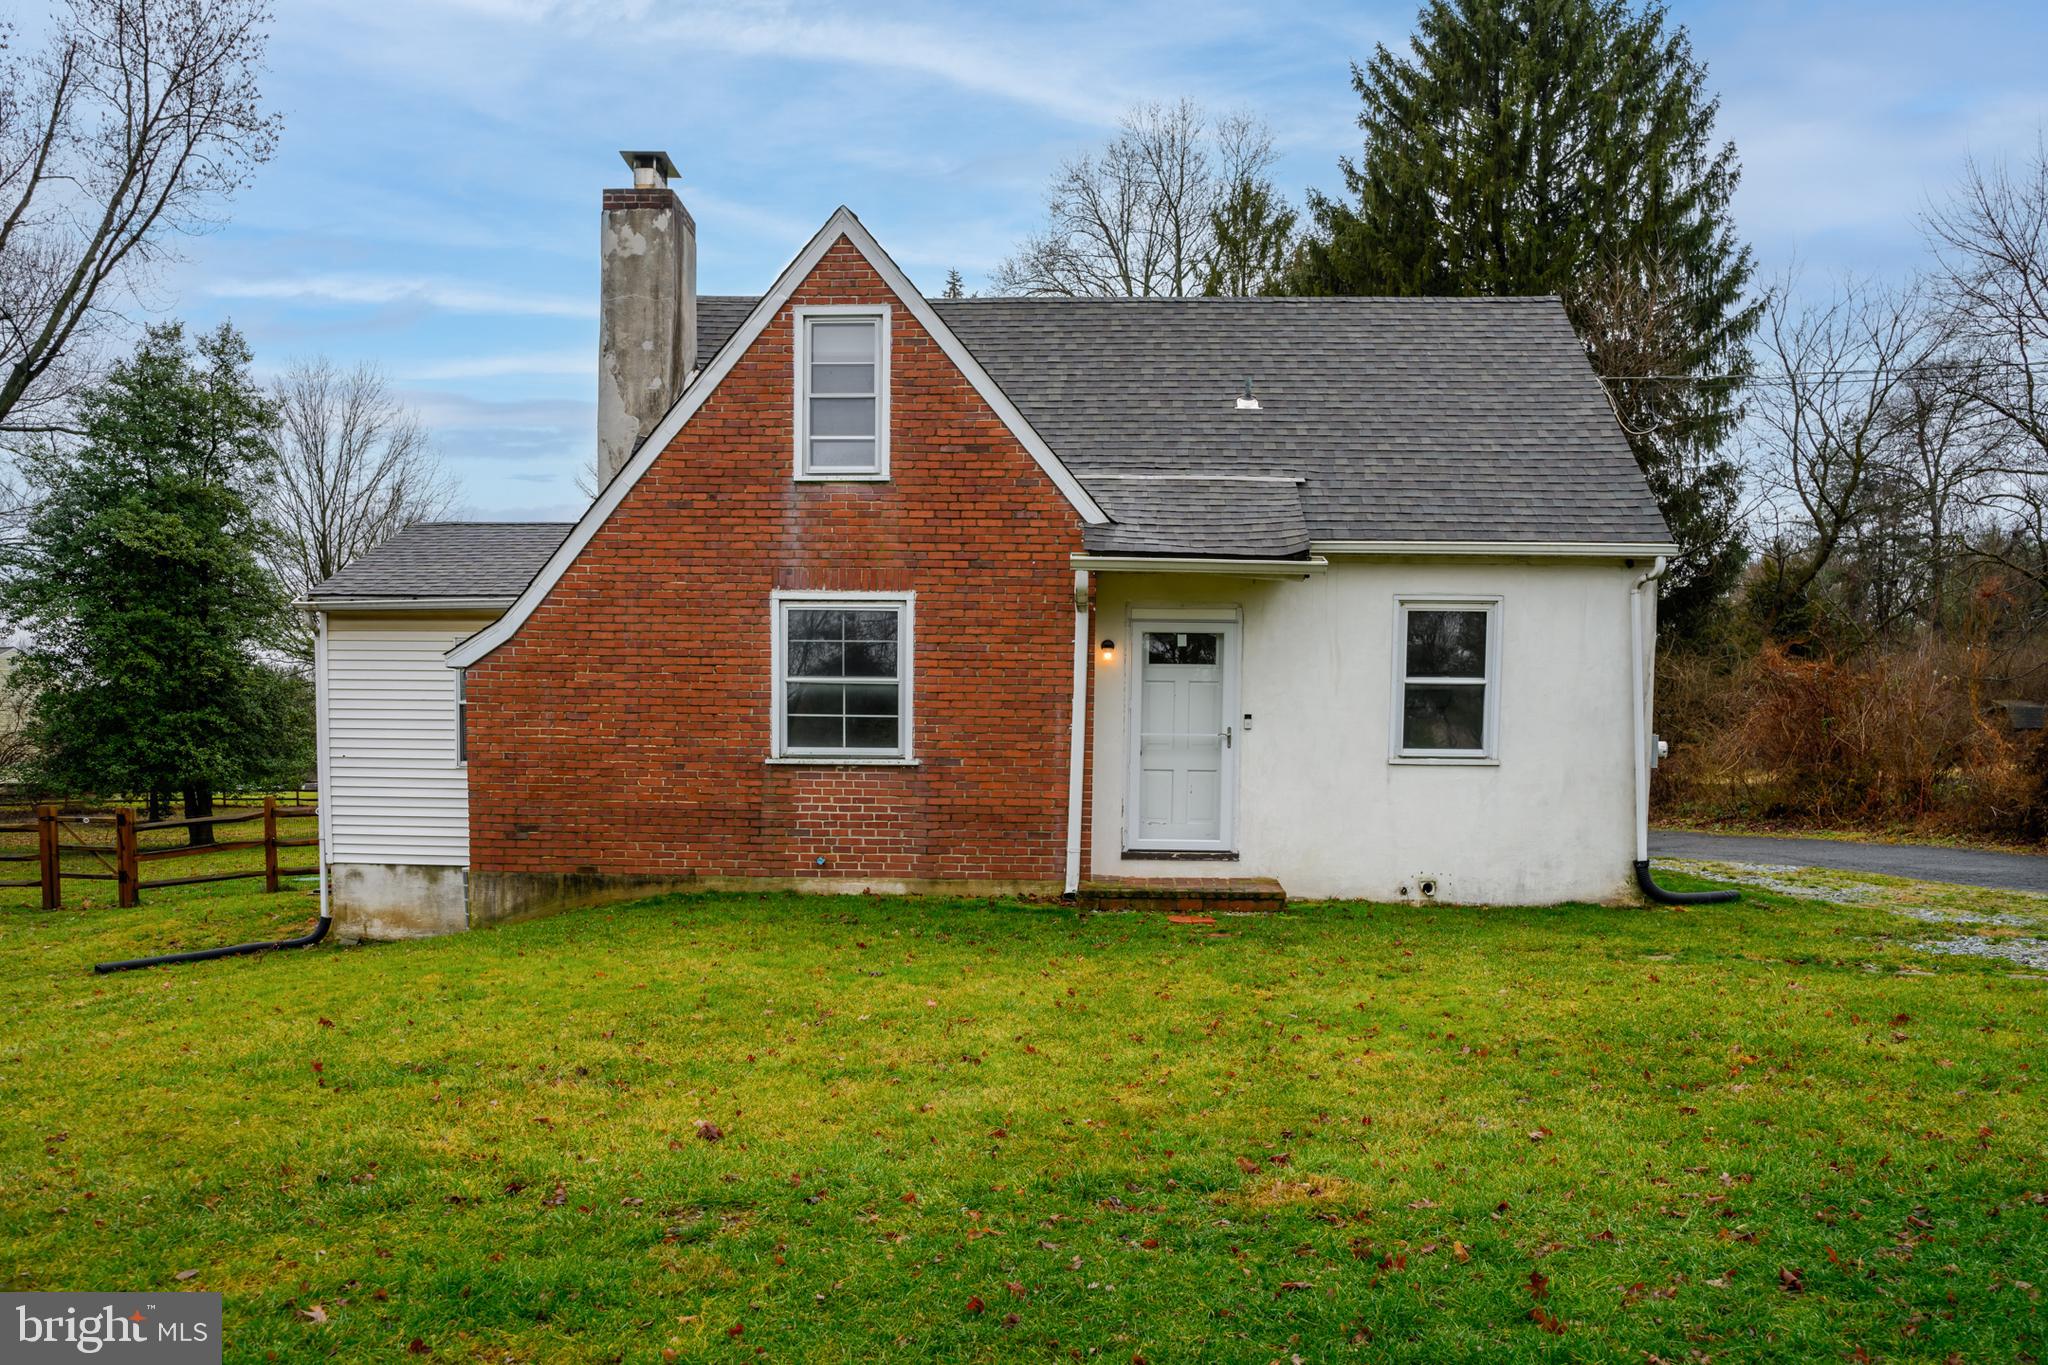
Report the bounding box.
[405,349,593,381]
[205,274,597,319]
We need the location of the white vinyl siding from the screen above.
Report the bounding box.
[323,614,491,866]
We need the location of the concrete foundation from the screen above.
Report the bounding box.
[331,862,468,941]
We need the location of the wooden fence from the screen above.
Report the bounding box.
[0,797,319,909]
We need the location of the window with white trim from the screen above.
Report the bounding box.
[1393,598,1499,760]
[455,669,468,764]
[773,596,912,757]
[795,307,889,478]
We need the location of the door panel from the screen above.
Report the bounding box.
[1130,627,1234,849]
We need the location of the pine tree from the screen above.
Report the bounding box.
[942,269,966,299]
[1287,0,1757,641]
[1204,178,1298,296]
[1,322,309,838]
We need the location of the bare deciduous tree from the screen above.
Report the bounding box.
[995,102,1284,298]
[0,0,281,437]
[1746,275,1939,635]
[265,359,455,652]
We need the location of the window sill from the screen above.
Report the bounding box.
[1120,849,1239,862]
[1389,754,1499,767]
[794,471,890,483]
[765,755,920,767]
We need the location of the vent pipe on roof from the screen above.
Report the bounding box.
[598,150,696,488]
[1236,377,1261,411]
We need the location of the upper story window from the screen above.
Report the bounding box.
[1391,597,1500,763]
[794,305,890,480]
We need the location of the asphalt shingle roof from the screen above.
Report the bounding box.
[1080,476,1309,558]
[312,293,1671,599]
[701,293,1671,555]
[308,522,572,600]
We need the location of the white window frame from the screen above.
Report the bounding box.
[1389,595,1501,765]
[793,304,891,481]
[454,668,468,766]
[769,590,916,764]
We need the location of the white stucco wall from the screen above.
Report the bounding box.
[321,613,493,869]
[1088,558,1643,904]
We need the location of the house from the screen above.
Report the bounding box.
[305,150,1681,940]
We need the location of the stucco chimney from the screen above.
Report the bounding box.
[597,149,695,487]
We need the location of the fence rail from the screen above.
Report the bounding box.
[6,798,319,909]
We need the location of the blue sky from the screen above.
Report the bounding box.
[119,0,2048,519]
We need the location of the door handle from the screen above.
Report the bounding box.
[1224,725,1233,749]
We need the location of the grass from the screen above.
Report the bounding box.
[2,866,2046,1363]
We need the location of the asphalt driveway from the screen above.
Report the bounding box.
[1650,829,2048,894]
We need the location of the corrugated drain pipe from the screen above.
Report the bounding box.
[93,611,336,972]
[1631,557,1737,906]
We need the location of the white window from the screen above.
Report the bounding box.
[455,669,468,765]
[1391,597,1500,762]
[794,305,889,479]
[771,593,913,759]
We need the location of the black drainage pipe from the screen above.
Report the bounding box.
[1634,860,1738,906]
[93,914,329,975]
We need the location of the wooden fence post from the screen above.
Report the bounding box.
[36,804,59,910]
[114,808,138,909]
[263,796,280,893]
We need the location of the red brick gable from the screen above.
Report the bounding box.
[464,238,1089,889]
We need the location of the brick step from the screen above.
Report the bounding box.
[1078,876,1288,915]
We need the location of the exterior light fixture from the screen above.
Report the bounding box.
[1099,638,1116,662]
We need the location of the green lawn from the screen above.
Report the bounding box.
[2,866,2044,1362]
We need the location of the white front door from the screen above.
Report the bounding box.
[1127,621,1238,852]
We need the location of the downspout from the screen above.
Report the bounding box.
[94,609,336,973]
[1064,570,1090,896]
[1630,559,1737,906]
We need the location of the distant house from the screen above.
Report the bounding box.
[305,152,1678,939]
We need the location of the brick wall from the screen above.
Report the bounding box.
[465,238,1086,887]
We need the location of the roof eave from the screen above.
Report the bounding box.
[1071,553,1328,579]
[300,595,517,613]
[1310,539,1679,559]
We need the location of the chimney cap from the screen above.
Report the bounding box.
[619,149,680,184]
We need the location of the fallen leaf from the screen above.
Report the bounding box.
[695,1120,724,1142]
[1528,1306,1567,1334]
[1527,1270,1549,1301]
[407,1339,428,1355]
[1779,1267,1804,1293]
[965,1295,985,1315]
[173,1269,198,1282]
[300,1304,328,1325]
[1451,1241,1470,1263]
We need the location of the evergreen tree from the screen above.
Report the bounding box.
[942,269,967,299]
[1204,177,1298,296]
[1287,0,1757,641]
[1,322,308,838]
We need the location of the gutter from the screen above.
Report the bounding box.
[1070,554,1327,579]
[1314,539,1680,559]
[1064,570,1090,895]
[299,595,517,613]
[1629,559,1736,906]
